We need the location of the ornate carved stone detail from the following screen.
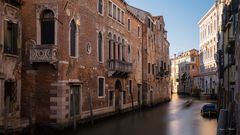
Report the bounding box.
[4,5,19,19]
[29,45,58,64]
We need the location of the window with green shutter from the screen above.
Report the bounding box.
[4,21,18,55]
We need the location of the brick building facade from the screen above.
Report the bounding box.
[0,0,24,130]
[127,6,171,106]
[20,0,149,127]
[171,49,200,95]
[217,0,240,134]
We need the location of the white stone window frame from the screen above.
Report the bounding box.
[36,6,58,46]
[97,31,104,63]
[97,76,105,98]
[97,0,104,16]
[69,18,79,59]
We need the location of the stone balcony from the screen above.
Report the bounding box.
[108,59,132,78]
[29,45,58,64]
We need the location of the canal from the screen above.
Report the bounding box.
[64,94,217,135]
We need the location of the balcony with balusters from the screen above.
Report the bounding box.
[108,59,132,78]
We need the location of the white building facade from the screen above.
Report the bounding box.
[198,3,224,97]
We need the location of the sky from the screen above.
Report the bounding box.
[127,0,215,56]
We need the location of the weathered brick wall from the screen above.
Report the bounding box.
[22,0,143,125]
[0,1,22,119]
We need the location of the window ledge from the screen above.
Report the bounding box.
[98,96,106,99]
[4,53,19,58]
[98,12,104,17]
[69,56,78,59]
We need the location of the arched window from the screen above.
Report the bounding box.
[108,33,112,59]
[122,39,125,61]
[70,20,77,57]
[98,32,103,62]
[128,45,131,62]
[41,9,55,44]
[118,37,121,60]
[98,0,103,14]
[113,35,116,59]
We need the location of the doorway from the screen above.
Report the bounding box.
[115,80,122,111]
[4,80,17,113]
[70,85,80,117]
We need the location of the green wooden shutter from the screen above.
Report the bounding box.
[4,20,8,53]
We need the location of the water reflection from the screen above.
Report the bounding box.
[67,94,217,135]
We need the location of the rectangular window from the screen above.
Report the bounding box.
[4,81,17,113]
[121,11,124,24]
[4,21,18,55]
[70,85,80,116]
[147,18,151,28]
[152,64,155,75]
[191,57,195,62]
[98,0,103,14]
[123,91,126,104]
[128,80,132,94]
[156,65,159,74]
[117,8,120,22]
[98,33,103,62]
[113,5,116,19]
[108,1,112,16]
[148,63,151,74]
[98,77,105,97]
[128,19,131,31]
[161,61,163,69]
[109,91,114,106]
[138,26,140,37]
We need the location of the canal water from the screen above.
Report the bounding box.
[65,94,217,135]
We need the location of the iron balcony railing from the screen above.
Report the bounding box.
[29,44,58,64]
[108,59,132,73]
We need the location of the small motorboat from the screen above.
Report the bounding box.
[184,99,193,107]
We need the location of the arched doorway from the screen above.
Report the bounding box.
[115,80,122,111]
